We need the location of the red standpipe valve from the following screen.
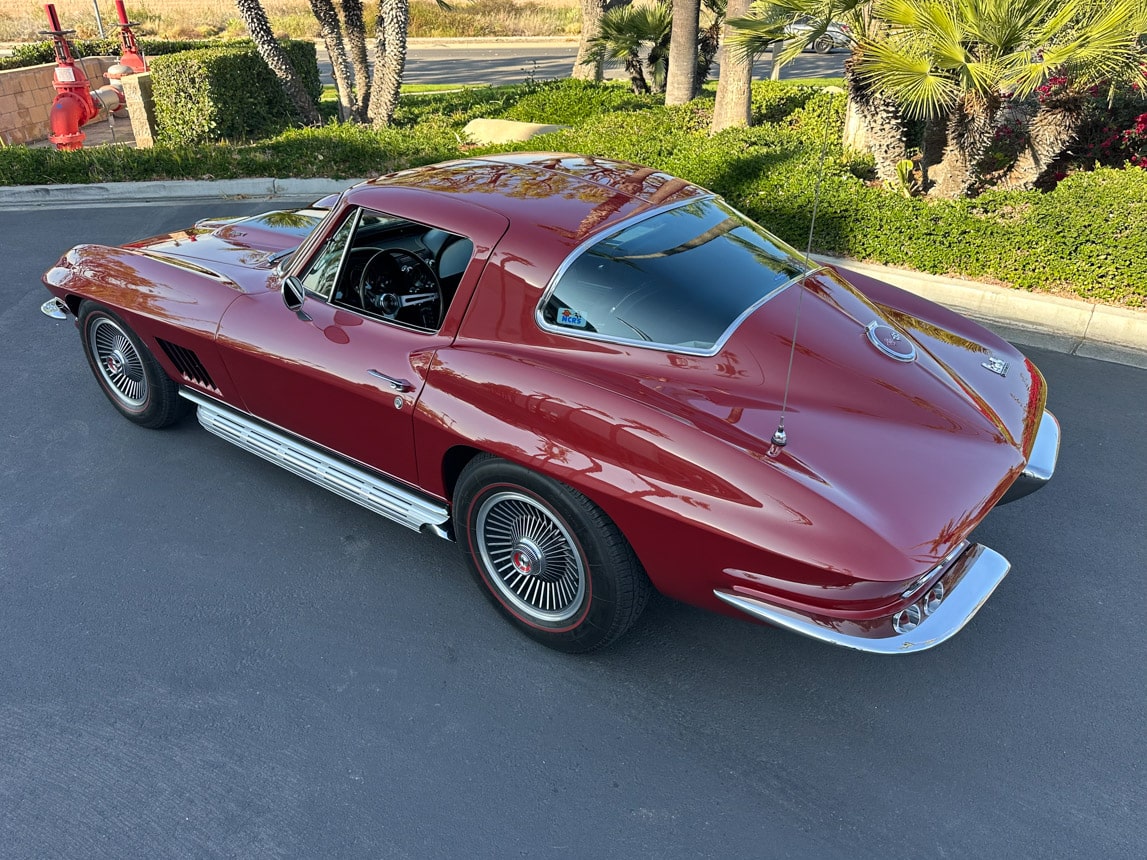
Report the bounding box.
[42,3,98,150]
[100,0,149,117]
[114,0,148,74]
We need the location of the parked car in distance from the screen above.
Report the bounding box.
[41,154,1059,654]
[785,17,851,53]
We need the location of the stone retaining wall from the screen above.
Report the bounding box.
[0,57,117,145]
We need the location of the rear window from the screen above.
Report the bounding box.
[539,198,808,352]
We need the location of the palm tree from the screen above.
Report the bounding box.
[309,0,355,120]
[711,0,757,132]
[858,0,1147,196]
[728,1,911,182]
[341,0,372,120]
[234,0,320,125]
[585,2,674,94]
[573,0,608,80]
[369,0,409,127]
[665,0,702,103]
[697,0,728,83]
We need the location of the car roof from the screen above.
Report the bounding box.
[348,153,711,246]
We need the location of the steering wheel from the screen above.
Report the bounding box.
[358,248,444,330]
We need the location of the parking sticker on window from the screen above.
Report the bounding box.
[558,308,586,328]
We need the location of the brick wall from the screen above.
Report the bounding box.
[0,57,117,145]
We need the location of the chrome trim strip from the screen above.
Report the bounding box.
[714,543,1011,655]
[1000,409,1060,504]
[533,197,818,357]
[180,389,452,538]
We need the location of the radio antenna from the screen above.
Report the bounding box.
[771,110,834,451]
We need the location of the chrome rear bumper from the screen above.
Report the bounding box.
[714,543,1011,655]
[1000,409,1060,504]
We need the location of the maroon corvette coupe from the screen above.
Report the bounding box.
[41,154,1059,653]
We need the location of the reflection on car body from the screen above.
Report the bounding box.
[41,153,1059,654]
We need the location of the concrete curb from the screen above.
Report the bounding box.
[1,177,1143,368]
[0,177,361,206]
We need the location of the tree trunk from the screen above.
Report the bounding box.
[572,0,605,81]
[696,16,722,84]
[998,101,1083,191]
[919,115,948,189]
[843,55,905,183]
[842,99,866,151]
[341,0,371,120]
[710,0,752,134]
[310,0,354,120]
[927,102,997,198]
[665,0,700,104]
[369,0,408,128]
[234,0,320,126]
[625,56,650,94]
[769,39,784,81]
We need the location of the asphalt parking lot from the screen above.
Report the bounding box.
[2,201,1144,857]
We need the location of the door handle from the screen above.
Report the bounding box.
[368,369,413,392]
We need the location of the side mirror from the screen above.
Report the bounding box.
[282,275,307,315]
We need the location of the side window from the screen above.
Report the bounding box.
[300,210,357,300]
[301,206,474,333]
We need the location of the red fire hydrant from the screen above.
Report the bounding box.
[42,3,99,150]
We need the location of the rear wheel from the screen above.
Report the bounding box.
[813,35,834,53]
[454,455,652,652]
[79,301,188,428]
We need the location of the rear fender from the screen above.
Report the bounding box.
[414,346,918,608]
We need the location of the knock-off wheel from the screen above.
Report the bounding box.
[454,455,652,652]
[78,301,188,428]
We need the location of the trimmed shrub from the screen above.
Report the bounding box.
[0,38,237,71]
[150,40,320,146]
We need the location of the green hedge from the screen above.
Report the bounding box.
[150,40,320,146]
[1,78,1143,305]
[0,38,236,71]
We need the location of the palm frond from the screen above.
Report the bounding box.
[858,37,961,118]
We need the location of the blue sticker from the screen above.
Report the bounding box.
[558,308,586,328]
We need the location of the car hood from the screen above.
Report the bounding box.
[123,209,325,280]
[559,269,1043,577]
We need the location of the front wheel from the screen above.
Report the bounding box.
[454,455,652,652]
[78,301,188,428]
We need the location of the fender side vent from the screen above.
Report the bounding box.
[157,339,218,390]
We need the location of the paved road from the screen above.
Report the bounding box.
[341,42,846,88]
[3,202,1145,858]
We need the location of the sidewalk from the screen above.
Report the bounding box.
[2,175,1144,368]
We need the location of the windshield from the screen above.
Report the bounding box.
[539,198,809,353]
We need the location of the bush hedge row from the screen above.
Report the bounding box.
[150,40,320,146]
[0,37,235,71]
[1,78,1143,305]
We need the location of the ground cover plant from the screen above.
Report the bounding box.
[2,78,1143,306]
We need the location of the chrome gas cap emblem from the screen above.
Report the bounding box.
[865,321,917,362]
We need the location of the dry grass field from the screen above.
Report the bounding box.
[0,0,581,42]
